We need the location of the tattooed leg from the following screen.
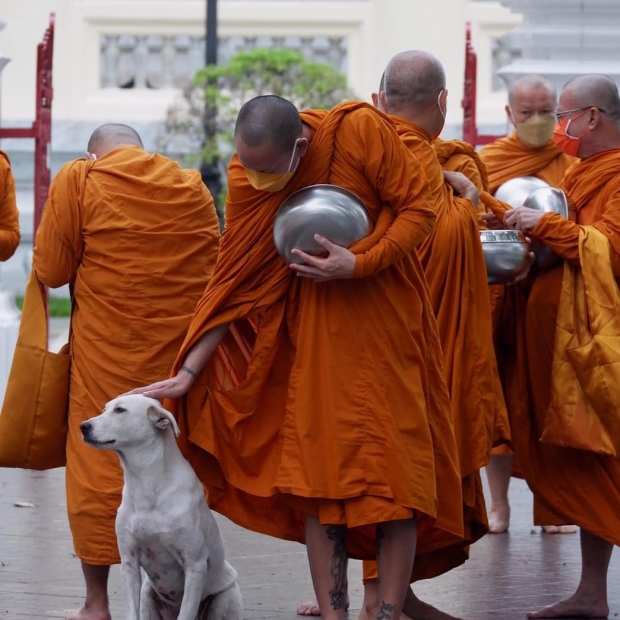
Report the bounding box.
[305,514,348,620]
[374,518,417,620]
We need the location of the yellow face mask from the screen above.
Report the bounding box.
[244,139,301,192]
[513,113,556,149]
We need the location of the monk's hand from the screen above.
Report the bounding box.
[290,234,356,282]
[481,212,505,230]
[506,237,535,286]
[442,170,480,207]
[503,207,545,235]
[123,373,194,400]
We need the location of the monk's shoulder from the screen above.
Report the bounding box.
[336,107,392,140]
[0,149,11,170]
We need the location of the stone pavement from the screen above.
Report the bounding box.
[2,317,617,619]
[1,466,618,620]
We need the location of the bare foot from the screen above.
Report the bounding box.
[298,596,350,616]
[358,608,414,620]
[527,593,609,618]
[403,589,464,620]
[66,606,111,620]
[488,503,510,534]
[541,525,578,534]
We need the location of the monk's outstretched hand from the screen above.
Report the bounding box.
[443,170,480,207]
[290,235,356,282]
[503,206,546,235]
[123,373,194,400]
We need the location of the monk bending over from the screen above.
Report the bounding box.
[131,95,464,620]
[503,74,620,619]
[0,149,20,261]
[33,124,220,620]
[480,75,576,535]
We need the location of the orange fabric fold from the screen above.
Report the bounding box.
[33,146,220,563]
[0,150,20,261]
[169,102,464,562]
[479,131,576,194]
[518,147,620,539]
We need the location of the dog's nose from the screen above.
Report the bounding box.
[80,422,92,435]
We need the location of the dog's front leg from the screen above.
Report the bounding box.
[177,559,208,620]
[120,554,143,620]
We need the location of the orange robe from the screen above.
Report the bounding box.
[33,146,220,564]
[364,120,502,582]
[433,139,511,451]
[0,150,20,261]
[479,133,575,480]
[516,147,620,537]
[169,102,464,567]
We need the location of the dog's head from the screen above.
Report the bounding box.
[80,395,180,451]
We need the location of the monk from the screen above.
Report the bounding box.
[130,95,464,620]
[502,73,620,619]
[0,150,20,261]
[33,124,220,620]
[362,50,515,620]
[479,75,576,534]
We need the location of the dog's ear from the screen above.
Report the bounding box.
[146,404,181,437]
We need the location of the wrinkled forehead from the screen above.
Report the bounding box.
[511,85,557,110]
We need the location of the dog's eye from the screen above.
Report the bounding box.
[114,407,127,414]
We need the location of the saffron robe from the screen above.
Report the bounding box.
[366,120,501,581]
[0,150,20,261]
[517,147,620,539]
[33,146,220,563]
[168,102,464,565]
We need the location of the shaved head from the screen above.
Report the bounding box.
[508,75,556,108]
[384,50,446,110]
[562,74,620,122]
[87,124,143,156]
[234,95,302,154]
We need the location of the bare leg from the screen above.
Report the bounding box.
[374,518,417,620]
[305,515,348,620]
[527,529,612,619]
[66,562,112,620]
[485,454,513,533]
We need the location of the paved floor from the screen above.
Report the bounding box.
[1,466,618,620]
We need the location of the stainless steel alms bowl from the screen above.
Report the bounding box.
[494,176,550,208]
[273,184,372,265]
[480,230,530,284]
[523,186,569,270]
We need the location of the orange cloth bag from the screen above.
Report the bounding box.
[544,226,620,456]
[0,270,70,469]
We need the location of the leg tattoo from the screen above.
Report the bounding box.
[326,525,347,610]
[376,601,398,620]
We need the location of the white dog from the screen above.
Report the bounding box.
[80,394,243,620]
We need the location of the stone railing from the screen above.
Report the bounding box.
[100,34,348,90]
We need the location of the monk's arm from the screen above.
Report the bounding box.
[181,322,230,377]
[532,203,620,272]
[345,113,436,278]
[33,165,83,288]
[0,157,20,261]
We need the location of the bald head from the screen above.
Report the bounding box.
[508,75,556,109]
[384,50,446,111]
[562,74,620,122]
[234,95,302,154]
[87,124,143,158]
